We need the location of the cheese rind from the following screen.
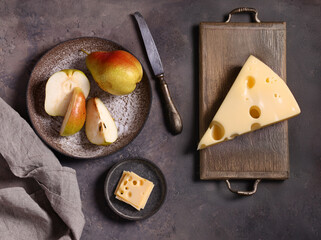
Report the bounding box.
[198,55,301,150]
[114,171,154,210]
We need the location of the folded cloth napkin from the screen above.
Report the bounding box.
[0,97,85,240]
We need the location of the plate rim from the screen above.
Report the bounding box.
[104,158,167,221]
[26,37,152,159]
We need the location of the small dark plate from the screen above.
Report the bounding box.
[104,158,167,220]
[26,37,151,159]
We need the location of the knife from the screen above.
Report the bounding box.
[133,12,183,135]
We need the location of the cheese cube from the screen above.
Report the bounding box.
[198,55,301,150]
[114,171,154,210]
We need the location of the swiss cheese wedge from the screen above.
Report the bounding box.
[198,55,301,150]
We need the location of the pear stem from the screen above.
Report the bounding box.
[81,49,90,55]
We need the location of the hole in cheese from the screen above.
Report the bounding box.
[274,93,278,98]
[128,192,132,197]
[124,181,127,185]
[140,180,144,186]
[199,144,207,149]
[266,78,270,83]
[230,133,239,139]
[125,187,129,190]
[120,190,124,195]
[247,76,255,89]
[249,106,261,119]
[133,180,137,186]
[251,123,261,131]
[210,121,225,141]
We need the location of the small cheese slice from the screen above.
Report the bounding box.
[198,55,301,150]
[114,171,154,210]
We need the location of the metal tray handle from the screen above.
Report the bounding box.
[225,179,261,196]
[226,7,261,23]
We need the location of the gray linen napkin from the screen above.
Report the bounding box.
[0,97,85,240]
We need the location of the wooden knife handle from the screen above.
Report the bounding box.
[156,74,183,135]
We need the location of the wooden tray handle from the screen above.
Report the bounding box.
[225,7,261,23]
[225,179,261,196]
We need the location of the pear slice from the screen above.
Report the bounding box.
[85,98,118,145]
[45,69,90,116]
[60,87,86,136]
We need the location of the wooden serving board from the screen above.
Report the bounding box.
[199,21,288,180]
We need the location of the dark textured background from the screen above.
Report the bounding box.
[0,0,320,239]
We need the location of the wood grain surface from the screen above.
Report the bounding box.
[199,22,288,180]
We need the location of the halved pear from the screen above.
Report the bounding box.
[60,87,86,136]
[85,98,118,145]
[45,69,90,116]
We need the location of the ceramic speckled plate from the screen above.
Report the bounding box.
[27,37,151,159]
[104,159,167,220]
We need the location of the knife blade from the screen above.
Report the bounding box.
[133,12,183,135]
